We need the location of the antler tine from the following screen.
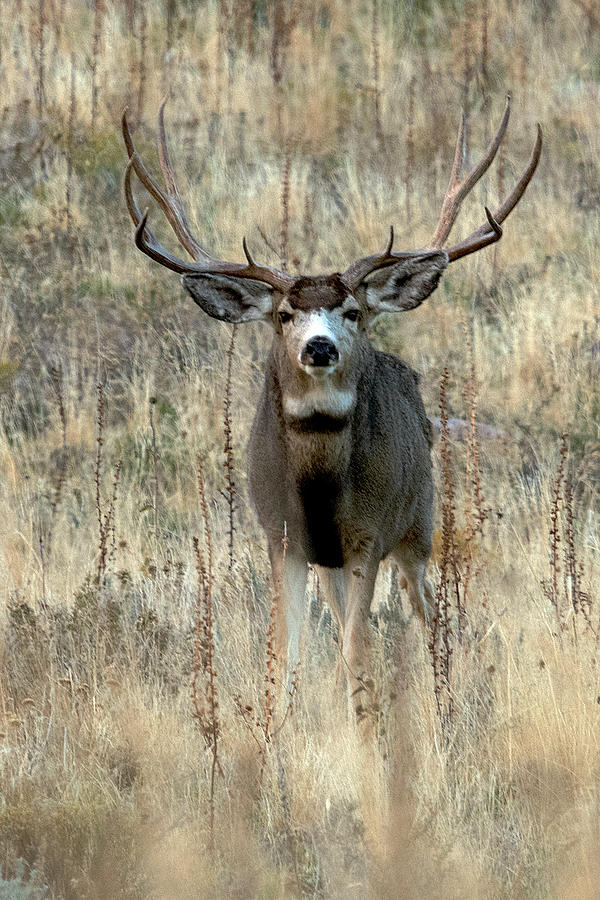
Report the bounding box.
[122,109,171,215]
[486,122,543,227]
[448,112,467,189]
[238,237,296,291]
[430,95,511,249]
[124,153,143,225]
[121,107,209,261]
[155,98,208,259]
[343,226,436,289]
[122,107,135,158]
[447,123,542,262]
[124,154,164,253]
[157,97,178,197]
[341,100,540,287]
[123,122,294,289]
[134,208,201,273]
[125,157,195,273]
[445,206,503,262]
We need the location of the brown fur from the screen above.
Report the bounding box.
[284,274,349,311]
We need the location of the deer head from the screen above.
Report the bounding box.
[122,98,541,417]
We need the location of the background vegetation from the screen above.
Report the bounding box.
[1,0,599,896]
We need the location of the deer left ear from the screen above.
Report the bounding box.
[364,250,449,314]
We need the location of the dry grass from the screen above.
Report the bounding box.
[1,0,600,896]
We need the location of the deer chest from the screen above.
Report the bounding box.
[297,473,346,568]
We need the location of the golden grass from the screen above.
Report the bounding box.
[1,0,600,896]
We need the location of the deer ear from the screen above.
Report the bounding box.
[182,273,275,323]
[364,251,448,314]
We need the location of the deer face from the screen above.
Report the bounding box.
[273,275,365,422]
[275,275,361,377]
[182,257,449,423]
[181,271,368,422]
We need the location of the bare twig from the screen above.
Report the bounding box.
[223,327,237,570]
[149,397,159,549]
[91,0,102,129]
[371,0,383,145]
[280,140,291,272]
[543,432,568,634]
[136,3,146,123]
[66,53,76,240]
[430,369,455,736]
[192,458,221,848]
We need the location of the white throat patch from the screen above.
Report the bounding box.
[283,384,355,419]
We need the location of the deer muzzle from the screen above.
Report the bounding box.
[300,337,340,368]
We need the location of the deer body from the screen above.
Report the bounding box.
[122,97,541,719]
[181,262,448,695]
[248,336,436,689]
[249,343,434,569]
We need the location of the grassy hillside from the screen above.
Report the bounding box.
[1,0,599,896]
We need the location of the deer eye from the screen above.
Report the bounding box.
[279,310,293,324]
[344,309,359,322]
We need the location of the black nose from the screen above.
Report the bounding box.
[301,337,339,367]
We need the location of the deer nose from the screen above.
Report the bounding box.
[301,337,339,367]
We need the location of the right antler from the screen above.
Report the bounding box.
[342,96,541,289]
[430,95,542,262]
[122,101,294,293]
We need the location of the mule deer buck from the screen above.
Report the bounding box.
[122,98,541,717]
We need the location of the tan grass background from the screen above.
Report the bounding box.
[1,0,600,896]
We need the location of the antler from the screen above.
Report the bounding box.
[343,97,542,289]
[429,96,510,249]
[122,102,294,293]
[444,123,542,261]
[431,96,543,262]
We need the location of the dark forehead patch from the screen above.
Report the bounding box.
[287,273,350,311]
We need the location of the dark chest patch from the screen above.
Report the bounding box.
[287,412,349,433]
[298,473,344,567]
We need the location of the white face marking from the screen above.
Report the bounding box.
[279,296,361,419]
[279,297,360,375]
[296,311,337,366]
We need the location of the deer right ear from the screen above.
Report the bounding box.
[182,273,275,324]
[364,251,449,315]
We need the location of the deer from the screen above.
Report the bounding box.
[122,97,541,719]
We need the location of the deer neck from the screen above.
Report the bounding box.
[266,341,373,479]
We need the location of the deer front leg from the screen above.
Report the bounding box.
[341,553,381,724]
[393,542,434,628]
[315,566,347,688]
[268,543,308,694]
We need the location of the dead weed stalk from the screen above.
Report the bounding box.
[222,326,237,570]
[543,433,594,642]
[233,522,298,774]
[461,322,487,618]
[95,383,122,581]
[191,456,221,847]
[430,368,455,736]
[148,396,159,552]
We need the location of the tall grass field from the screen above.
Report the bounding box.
[1,1,600,896]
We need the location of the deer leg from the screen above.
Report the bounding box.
[341,555,380,723]
[315,566,346,687]
[268,544,308,692]
[392,543,434,628]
